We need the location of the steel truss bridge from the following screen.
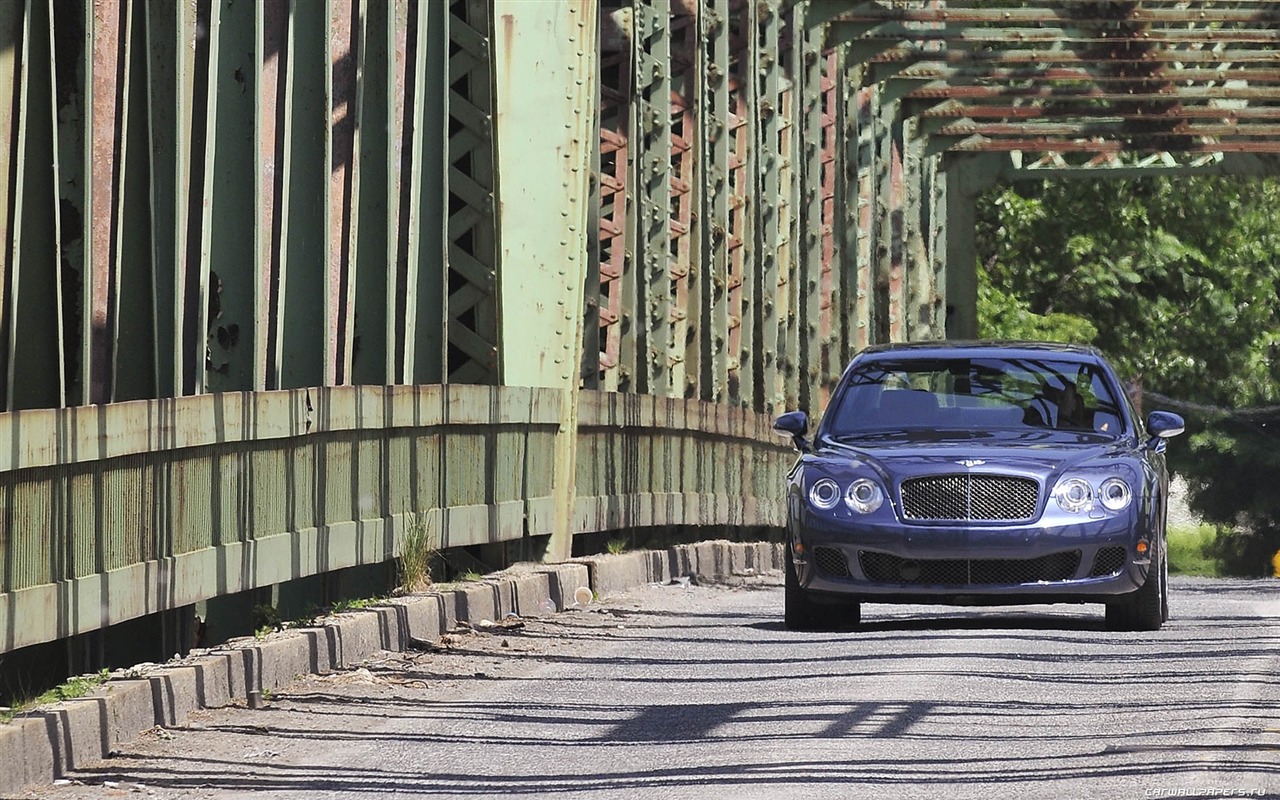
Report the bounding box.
[1,0,1277,668]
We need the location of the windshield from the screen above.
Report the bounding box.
[823,356,1127,438]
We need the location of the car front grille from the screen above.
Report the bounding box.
[1088,546,1128,577]
[858,550,1082,585]
[813,546,851,578]
[900,474,1039,521]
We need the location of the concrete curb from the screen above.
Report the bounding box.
[1,540,781,795]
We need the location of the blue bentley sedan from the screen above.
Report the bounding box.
[773,341,1184,632]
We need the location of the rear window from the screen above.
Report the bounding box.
[823,356,1126,437]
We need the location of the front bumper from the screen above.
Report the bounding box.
[791,511,1153,603]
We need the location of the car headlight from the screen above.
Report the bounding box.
[844,479,884,514]
[1099,478,1133,511]
[1054,478,1094,514]
[809,478,840,510]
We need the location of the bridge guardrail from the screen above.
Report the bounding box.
[0,387,791,655]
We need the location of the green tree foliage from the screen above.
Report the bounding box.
[976,177,1280,565]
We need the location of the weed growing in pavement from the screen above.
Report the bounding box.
[606,538,629,555]
[1,668,112,724]
[251,604,283,639]
[330,596,386,614]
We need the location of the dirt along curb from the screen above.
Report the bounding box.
[0,539,782,795]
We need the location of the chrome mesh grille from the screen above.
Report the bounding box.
[858,550,1082,585]
[901,474,1039,521]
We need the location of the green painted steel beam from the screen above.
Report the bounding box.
[836,52,861,367]
[797,11,825,413]
[205,0,260,393]
[9,0,66,410]
[634,0,672,397]
[0,0,20,408]
[442,0,499,386]
[700,0,730,405]
[940,154,995,341]
[142,0,185,400]
[492,0,598,561]
[351,0,393,386]
[405,0,446,384]
[112,0,158,401]
[278,0,327,390]
[734,4,757,409]
[330,0,363,387]
[754,0,782,413]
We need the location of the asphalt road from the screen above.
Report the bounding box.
[19,575,1280,800]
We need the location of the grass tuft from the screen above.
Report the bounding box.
[399,511,437,593]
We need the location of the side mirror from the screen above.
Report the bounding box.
[773,410,810,452]
[1146,410,1185,439]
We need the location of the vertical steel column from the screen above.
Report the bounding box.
[441,0,498,385]
[836,51,862,368]
[0,1,17,406]
[669,3,698,400]
[151,0,197,399]
[260,1,286,389]
[796,14,826,414]
[907,127,944,341]
[400,0,446,385]
[188,0,220,395]
[8,0,67,410]
[595,4,634,393]
[633,0,672,397]
[753,0,781,412]
[83,0,125,404]
[277,0,327,389]
[906,0,943,343]
[726,0,754,407]
[492,0,598,561]
[350,0,396,385]
[817,47,842,403]
[871,88,896,344]
[328,0,361,386]
[853,84,875,350]
[928,142,950,342]
[942,155,989,341]
[204,0,260,393]
[776,9,800,412]
[110,1,157,402]
[902,114,925,341]
[699,0,729,404]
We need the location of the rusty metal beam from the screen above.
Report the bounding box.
[946,137,1280,155]
[919,104,1280,121]
[831,7,1280,26]
[870,46,1280,66]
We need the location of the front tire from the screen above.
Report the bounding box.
[1106,545,1166,632]
[785,549,860,631]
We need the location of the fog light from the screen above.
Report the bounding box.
[1136,539,1149,555]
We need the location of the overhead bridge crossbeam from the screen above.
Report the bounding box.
[824,0,1280,155]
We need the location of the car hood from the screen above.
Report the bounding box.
[812,429,1133,481]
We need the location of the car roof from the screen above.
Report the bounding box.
[855,339,1105,361]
